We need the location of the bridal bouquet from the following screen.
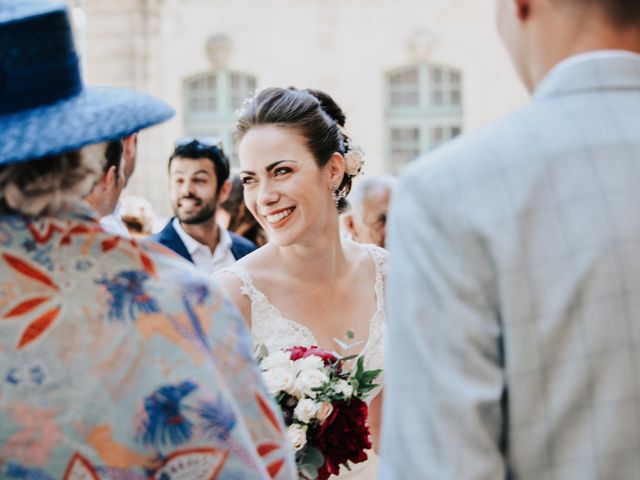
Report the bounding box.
[257,345,381,480]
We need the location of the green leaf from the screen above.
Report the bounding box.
[340,354,359,362]
[254,343,269,362]
[299,463,318,479]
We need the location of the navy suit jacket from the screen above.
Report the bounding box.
[148,218,256,263]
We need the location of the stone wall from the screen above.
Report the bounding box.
[72,0,528,215]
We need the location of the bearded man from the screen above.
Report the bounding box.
[150,138,256,273]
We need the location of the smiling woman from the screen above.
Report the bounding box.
[214,87,386,479]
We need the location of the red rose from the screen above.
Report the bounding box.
[313,399,372,480]
[286,346,338,366]
[286,345,309,360]
[303,347,338,366]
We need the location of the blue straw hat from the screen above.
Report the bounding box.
[0,0,174,166]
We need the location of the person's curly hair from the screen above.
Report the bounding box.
[0,143,105,216]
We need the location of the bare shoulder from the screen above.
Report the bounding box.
[346,240,389,268]
[213,266,252,327]
[213,245,278,326]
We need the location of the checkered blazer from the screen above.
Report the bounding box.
[381,54,640,480]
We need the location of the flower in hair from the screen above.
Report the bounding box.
[343,141,365,177]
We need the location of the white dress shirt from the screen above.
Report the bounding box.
[172,217,236,274]
[100,202,131,238]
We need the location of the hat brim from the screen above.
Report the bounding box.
[0,86,174,165]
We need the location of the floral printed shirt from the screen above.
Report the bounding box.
[0,203,295,479]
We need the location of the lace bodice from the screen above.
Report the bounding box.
[227,244,387,402]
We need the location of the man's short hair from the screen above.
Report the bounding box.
[556,0,640,27]
[104,140,124,182]
[168,139,230,193]
[349,175,397,213]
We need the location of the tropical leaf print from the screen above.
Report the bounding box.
[140,381,199,447]
[96,271,159,322]
[62,453,100,480]
[17,306,61,349]
[4,296,50,318]
[2,252,58,290]
[101,236,120,253]
[195,398,236,441]
[152,447,229,480]
[256,392,284,435]
[3,462,55,480]
[27,221,64,245]
[254,391,290,479]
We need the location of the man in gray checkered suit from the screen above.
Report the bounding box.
[381,0,640,478]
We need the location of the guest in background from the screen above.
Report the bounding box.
[100,133,138,237]
[119,194,158,238]
[84,139,126,224]
[219,173,268,247]
[343,175,395,248]
[149,139,256,273]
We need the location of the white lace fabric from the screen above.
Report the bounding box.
[226,244,387,402]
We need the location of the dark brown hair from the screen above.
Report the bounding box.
[235,87,354,213]
[556,0,640,27]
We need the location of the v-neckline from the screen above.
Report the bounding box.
[241,244,384,357]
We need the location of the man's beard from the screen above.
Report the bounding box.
[175,196,217,225]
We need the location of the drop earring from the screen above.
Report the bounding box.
[332,183,344,208]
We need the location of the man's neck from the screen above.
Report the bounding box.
[84,191,111,218]
[180,217,220,254]
[529,15,640,91]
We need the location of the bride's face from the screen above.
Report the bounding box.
[238,124,339,247]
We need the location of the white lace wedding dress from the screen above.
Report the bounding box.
[228,244,387,479]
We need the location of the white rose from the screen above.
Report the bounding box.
[263,367,295,396]
[260,351,294,371]
[333,379,354,398]
[294,369,329,399]
[294,398,320,424]
[316,402,334,424]
[294,355,324,372]
[287,423,308,451]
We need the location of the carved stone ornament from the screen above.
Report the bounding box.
[205,34,231,68]
[408,29,438,61]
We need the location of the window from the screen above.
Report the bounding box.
[390,127,421,168]
[183,70,257,164]
[385,64,463,174]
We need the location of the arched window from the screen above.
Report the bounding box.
[385,64,463,174]
[183,70,257,164]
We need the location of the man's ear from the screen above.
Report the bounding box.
[103,165,117,191]
[217,179,232,205]
[514,0,531,21]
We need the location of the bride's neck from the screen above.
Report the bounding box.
[275,231,350,282]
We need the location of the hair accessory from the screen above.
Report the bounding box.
[343,141,365,177]
[338,126,364,177]
[0,1,174,166]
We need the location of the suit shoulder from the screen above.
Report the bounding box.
[148,219,174,243]
[230,232,257,252]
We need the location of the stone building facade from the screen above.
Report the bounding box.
[69,0,528,214]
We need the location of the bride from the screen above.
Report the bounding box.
[215,87,387,478]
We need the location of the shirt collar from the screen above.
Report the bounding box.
[547,50,640,79]
[172,217,231,256]
[534,50,640,101]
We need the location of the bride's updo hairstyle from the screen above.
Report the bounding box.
[236,87,362,213]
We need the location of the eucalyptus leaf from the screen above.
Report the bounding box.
[299,463,318,480]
